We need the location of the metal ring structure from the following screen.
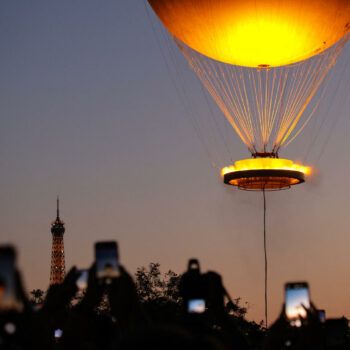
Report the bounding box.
[223,169,305,191]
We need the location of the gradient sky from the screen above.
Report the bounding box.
[1,1,350,324]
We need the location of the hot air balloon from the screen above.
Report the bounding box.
[147,0,350,191]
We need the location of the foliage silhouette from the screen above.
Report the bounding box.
[135,262,182,323]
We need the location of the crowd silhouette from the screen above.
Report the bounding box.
[0,242,349,350]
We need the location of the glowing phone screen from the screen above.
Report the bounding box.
[285,285,310,320]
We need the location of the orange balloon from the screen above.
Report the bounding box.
[148,0,350,67]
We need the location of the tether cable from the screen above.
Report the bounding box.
[263,189,268,328]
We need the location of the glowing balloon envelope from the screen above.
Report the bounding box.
[148,0,350,67]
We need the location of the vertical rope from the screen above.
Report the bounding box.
[263,189,268,328]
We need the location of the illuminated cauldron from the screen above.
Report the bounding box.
[222,154,310,191]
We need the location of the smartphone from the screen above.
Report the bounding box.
[285,282,310,325]
[0,246,22,312]
[188,299,206,313]
[54,329,63,339]
[318,309,326,323]
[188,259,200,272]
[95,241,120,281]
[76,269,88,291]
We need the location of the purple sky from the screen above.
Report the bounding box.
[1,1,350,323]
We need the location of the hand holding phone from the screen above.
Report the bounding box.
[285,282,310,326]
[0,246,23,312]
[188,259,200,272]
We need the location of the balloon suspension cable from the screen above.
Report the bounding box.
[263,189,268,328]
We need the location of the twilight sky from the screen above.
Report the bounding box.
[1,1,350,323]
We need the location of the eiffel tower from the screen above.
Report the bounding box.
[50,197,66,285]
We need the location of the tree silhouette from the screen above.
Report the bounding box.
[135,262,182,323]
[135,262,181,302]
